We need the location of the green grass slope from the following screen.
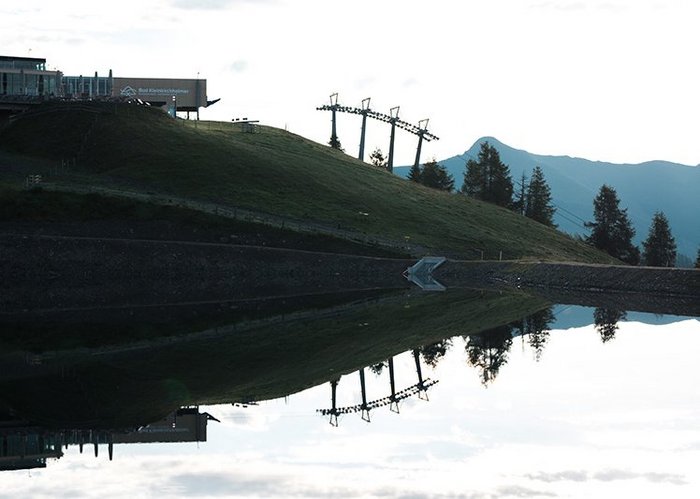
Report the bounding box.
[0,102,612,262]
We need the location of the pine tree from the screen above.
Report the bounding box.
[369,147,387,169]
[586,185,640,265]
[594,308,627,343]
[328,136,344,152]
[419,339,452,368]
[420,159,454,192]
[465,325,513,386]
[512,172,527,215]
[642,211,677,267]
[696,248,700,269]
[524,166,556,227]
[461,141,513,208]
[462,157,485,197]
[407,162,422,183]
[524,307,555,361]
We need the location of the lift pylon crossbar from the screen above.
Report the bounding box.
[316,104,440,141]
[316,379,438,417]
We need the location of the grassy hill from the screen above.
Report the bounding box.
[0,102,613,262]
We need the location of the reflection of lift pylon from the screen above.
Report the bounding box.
[316,93,439,171]
[316,355,438,426]
[359,367,370,422]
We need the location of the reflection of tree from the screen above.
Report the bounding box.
[369,362,387,376]
[594,308,627,343]
[465,325,513,386]
[525,308,555,361]
[419,339,452,368]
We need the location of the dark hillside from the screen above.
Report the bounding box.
[0,102,613,263]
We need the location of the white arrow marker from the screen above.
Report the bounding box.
[404,256,447,291]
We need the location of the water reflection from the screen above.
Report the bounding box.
[465,325,513,386]
[594,307,628,343]
[1,285,699,482]
[317,351,438,426]
[0,407,217,471]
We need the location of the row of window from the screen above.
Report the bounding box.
[0,60,46,71]
[0,72,116,98]
[61,76,112,97]
[0,72,59,96]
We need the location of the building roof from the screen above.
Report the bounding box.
[0,55,47,64]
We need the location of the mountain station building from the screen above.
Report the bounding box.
[0,54,218,119]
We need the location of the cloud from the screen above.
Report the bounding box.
[526,470,588,483]
[170,0,236,9]
[526,469,687,486]
[170,471,385,498]
[169,0,275,9]
[496,485,557,498]
[402,78,419,88]
[592,469,687,485]
[529,1,586,11]
[230,60,248,73]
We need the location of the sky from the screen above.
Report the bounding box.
[3,314,700,498]
[2,0,700,167]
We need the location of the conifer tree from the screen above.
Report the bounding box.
[696,248,700,269]
[465,325,513,386]
[586,185,640,265]
[369,147,387,169]
[328,136,344,152]
[407,162,422,183]
[420,159,454,192]
[461,141,513,208]
[641,211,676,267]
[524,307,555,361]
[419,339,452,368]
[594,308,627,343]
[524,166,556,227]
[512,172,527,215]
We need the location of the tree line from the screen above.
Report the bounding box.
[383,139,694,267]
[392,305,627,386]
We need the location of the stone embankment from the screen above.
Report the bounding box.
[1,234,412,313]
[437,261,700,316]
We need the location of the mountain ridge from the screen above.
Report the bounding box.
[397,136,700,258]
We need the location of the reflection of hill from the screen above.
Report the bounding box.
[0,290,393,352]
[0,289,548,430]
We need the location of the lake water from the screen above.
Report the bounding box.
[2,302,699,499]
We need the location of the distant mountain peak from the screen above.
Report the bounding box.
[397,137,700,257]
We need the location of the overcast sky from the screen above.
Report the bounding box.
[3,0,700,166]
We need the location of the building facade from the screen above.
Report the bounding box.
[0,55,214,117]
[0,55,61,97]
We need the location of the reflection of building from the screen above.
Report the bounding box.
[112,407,218,444]
[0,425,64,471]
[0,407,218,472]
[0,54,218,119]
